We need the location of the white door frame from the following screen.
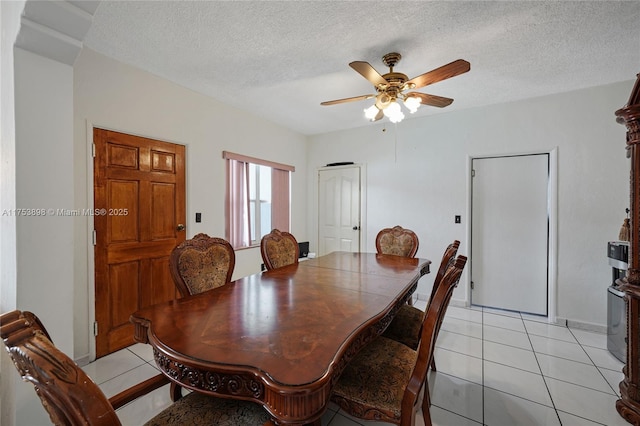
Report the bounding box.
[316,164,367,255]
[466,148,558,323]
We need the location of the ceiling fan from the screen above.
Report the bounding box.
[321,52,470,123]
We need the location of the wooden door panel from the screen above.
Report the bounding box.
[108,180,139,242]
[151,183,176,239]
[148,257,176,306]
[95,128,186,357]
[151,150,175,173]
[109,261,140,326]
[108,143,139,169]
[107,241,178,263]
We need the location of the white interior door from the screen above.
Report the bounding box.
[471,154,549,315]
[318,166,361,256]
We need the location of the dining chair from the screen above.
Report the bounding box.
[376,226,420,307]
[1,310,275,426]
[375,225,419,258]
[382,240,460,372]
[260,229,300,270]
[330,255,467,426]
[169,233,235,297]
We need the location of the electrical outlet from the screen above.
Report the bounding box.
[455,215,461,224]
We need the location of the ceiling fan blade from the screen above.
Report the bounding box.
[372,109,384,121]
[349,61,388,87]
[321,94,374,106]
[408,92,454,108]
[406,59,470,90]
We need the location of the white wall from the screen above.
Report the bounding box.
[15,48,75,350]
[13,47,75,426]
[1,3,26,425]
[308,81,632,328]
[73,48,308,361]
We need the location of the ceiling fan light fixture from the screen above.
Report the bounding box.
[403,96,421,114]
[383,101,404,123]
[364,104,380,121]
[375,93,392,110]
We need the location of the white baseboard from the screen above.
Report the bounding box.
[416,292,607,333]
[449,299,468,308]
[557,317,607,334]
[74,354,91,367]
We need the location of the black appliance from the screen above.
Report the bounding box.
[607,241,629,362]
[298,241,310,258]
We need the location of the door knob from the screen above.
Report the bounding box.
[176,224,185,231]
[352,226,360,230]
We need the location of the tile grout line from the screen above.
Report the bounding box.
[481,308,485,426]
[566,327,622,398]
[521,314,564,426]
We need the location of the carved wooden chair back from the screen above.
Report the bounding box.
[260,229,300,270]
[1,310,136,425]
[169,233,236,297]
[375,226,419,258]
[428,240,460,303]
[417,255,467,421]
[1,310,276,426]
[427,240,460,370]
[381,240,460,354]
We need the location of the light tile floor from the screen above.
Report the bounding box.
[85,301,628,425]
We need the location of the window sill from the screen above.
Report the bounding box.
[234,244,260,251]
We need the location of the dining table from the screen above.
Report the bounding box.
[130,251,431,425]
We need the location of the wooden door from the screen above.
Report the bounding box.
[94,128,186,357]
[318,166,361,256]
[471,154,549,315]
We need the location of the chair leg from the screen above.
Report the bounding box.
[170,382,182,401]
[422,399,432,426]
[422,379,431,408]
[430,357,437,371]
[422,387,432,426]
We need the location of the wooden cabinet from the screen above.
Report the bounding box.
[616,73,640,424]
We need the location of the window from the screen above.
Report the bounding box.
[223,151,294,248]
[249,163,271,242]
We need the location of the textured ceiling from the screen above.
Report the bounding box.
[83,1,640,135]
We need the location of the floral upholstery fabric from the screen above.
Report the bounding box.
[144,392,272,425]
[375,226,419,258]
[178,245,232,295]
[331,336,418,422]
[381,304,424,350]
[263,237,297,269]
[377,233,416,257]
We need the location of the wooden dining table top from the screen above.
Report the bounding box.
[130,251,430,425]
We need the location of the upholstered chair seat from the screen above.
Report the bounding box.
[144,392,272,426]
[332,336,418,421]
[170,233,235,297]
[261,229,299,270]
